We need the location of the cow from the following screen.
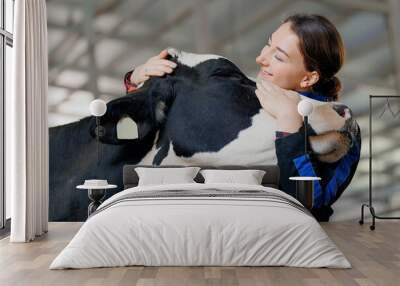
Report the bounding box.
[49,48,357,221]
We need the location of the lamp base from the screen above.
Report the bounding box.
[295,180,314,209]
[289,176,321,210]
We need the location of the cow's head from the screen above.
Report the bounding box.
[89,77,176,144]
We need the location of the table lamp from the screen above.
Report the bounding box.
[297,100,314,154]
[289,100,320,210]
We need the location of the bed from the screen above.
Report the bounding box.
[49,165,351,269]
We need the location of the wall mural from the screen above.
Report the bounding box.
[49,48,358,221]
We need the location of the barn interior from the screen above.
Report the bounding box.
[42,0,400,221]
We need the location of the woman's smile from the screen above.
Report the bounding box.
[259,69,273,80]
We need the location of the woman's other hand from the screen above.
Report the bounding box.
[131,49,177,85]
[255,78,303,133]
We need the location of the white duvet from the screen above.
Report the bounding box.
[50,183,351,269]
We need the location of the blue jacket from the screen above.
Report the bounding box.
[275,91,362,221]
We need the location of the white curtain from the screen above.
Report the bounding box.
[6,0,49,242]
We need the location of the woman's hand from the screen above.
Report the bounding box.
[131,49,177,85]
[255,78,303,133]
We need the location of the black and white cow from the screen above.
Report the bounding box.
[49,48,356,221]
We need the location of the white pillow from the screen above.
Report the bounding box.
[135,167,201,186]
[200,169,266,185]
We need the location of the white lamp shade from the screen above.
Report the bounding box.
[297,100,314,116]
[89,99,107,117]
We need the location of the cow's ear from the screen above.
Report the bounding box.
[93,78,175,143]
[92,91,151,144]
[101,92,147,122]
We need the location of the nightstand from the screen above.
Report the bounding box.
[76,182,117,217]
[289,176,321,209]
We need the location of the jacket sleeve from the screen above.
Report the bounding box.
[275,120,362,221]
[124,70,138,94]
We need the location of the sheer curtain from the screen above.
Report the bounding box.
[6,0,49,242]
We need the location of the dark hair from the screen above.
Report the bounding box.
[283,14,345,101]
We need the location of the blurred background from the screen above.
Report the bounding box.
[44,0,400,221]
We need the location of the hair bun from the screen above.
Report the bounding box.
[314,76,341,101]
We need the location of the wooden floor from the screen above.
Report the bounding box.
[0,222,399,286]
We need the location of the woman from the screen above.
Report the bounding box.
[123,14,361,221]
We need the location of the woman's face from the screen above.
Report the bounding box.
[256,22,312,91]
